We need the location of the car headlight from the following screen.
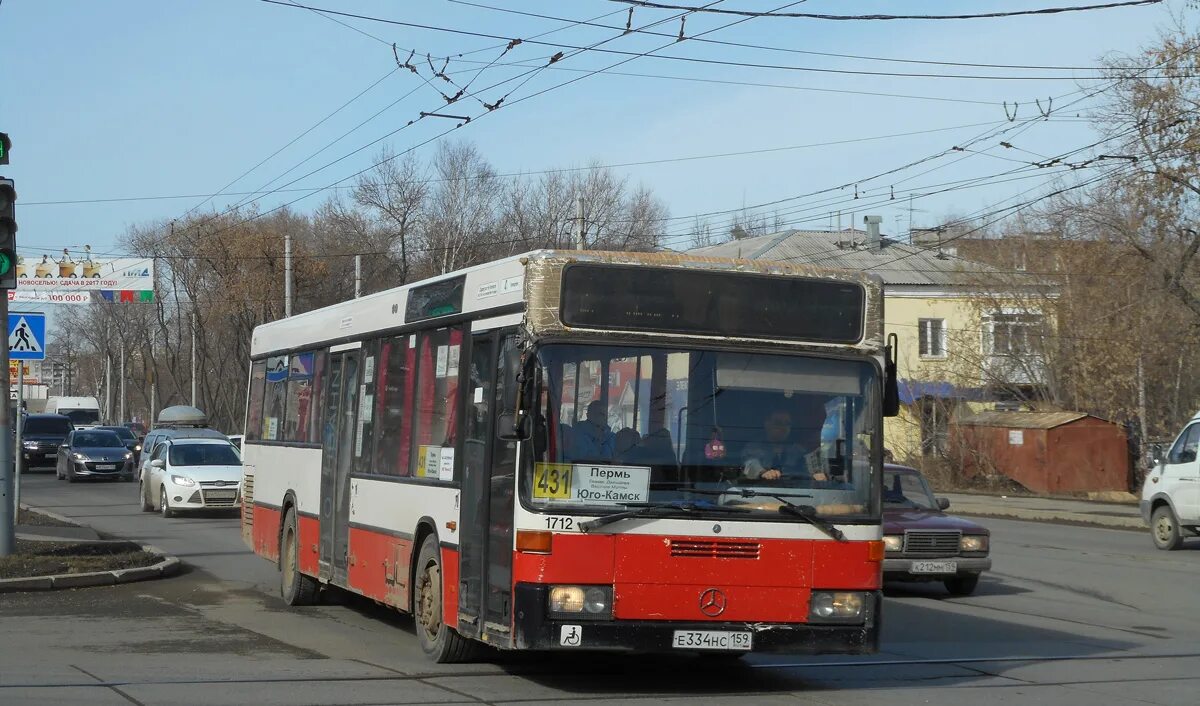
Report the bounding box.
[548,585,612,619]
[72,452,89,461]
[808,591,868,623]
[882,535,903,552]
[171,475,196,487]
[23,441,38,449]
[135,444,142,452]
[124,452,133,460]
[960,535,988,552]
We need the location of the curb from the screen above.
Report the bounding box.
[2,506,183,593]
[18,503,86,528]
[955,510,1146,533]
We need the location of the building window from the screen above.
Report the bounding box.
[918,318,947,358]
[986,313,1045,356]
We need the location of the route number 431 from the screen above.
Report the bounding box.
[533,463,572,499]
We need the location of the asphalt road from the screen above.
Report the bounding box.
[4,470,1200,706]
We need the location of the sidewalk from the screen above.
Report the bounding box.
[941,492,1145,530]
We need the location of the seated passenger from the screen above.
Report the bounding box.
[613,428,641,462]
[569,400,614,461]
[741,408,828,485]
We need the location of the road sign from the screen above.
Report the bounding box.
[8,311,45,360]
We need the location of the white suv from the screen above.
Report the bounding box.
[1141,412,1200,550]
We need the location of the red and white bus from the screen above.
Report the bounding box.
[242,250,897,662]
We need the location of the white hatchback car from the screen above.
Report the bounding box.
[139,438,244,518]
[1141,410,1200,550]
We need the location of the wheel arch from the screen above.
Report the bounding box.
[409,516,441,613]
[277,489,301,569]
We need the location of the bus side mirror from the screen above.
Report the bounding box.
[497,411,532,441]
[883,334,900,418]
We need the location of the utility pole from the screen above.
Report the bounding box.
[354,254,362,298]
[119,343,125,424]
[284,232,293,317]
[13,366,22,520]
[1,148,17,556]
[104,353,112,423]
[574,195,585,250]
[190,312,196,407]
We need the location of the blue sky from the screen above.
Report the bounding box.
[1,0,1185,265]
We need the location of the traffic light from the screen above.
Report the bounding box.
[0,177,15,289]
[0,133,10,166]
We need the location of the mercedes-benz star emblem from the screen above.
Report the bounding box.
[699,588,727,617]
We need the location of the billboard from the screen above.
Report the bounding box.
[7,290,92,305]
[16,254,153,291]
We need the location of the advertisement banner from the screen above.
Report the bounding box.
[7,290,92,305]
[16,255,154,291]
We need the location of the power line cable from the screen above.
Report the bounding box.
[609,0,1164,21]
[449,0,1149,72]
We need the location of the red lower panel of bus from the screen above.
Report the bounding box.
[347,528,414,608]
[343,526,460,626]
[513,533,880,623]
[252,504,282,563]
[298,513,320,576]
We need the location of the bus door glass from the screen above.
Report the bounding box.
[319,350,360,584]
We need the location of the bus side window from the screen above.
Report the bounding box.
[411,327,463,480]
[374,337,414,477]
[246,360,267,441]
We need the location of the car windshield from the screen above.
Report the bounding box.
[99,427,136,441]
[169,443,241,466]
[62,409,100,425]
[74,432,125,448]
[24,418,72,435]
[524,344,880,520]
[882,470,937,510]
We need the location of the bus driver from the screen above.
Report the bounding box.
[741,408,829,485]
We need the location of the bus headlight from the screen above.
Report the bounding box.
[960,535,988,552]
[882,535,903,552]
[548,585,612,619]
[808,591,867,623]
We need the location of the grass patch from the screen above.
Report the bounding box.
[0,540,160,580]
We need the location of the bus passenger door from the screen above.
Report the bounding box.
[319,350,360,585]
[457,332,518,643]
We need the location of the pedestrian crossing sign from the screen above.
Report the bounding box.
[8,311,46,360]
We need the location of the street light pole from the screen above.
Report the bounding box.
[119,343,125,424]
[0,293,13,555]
[190,312,196,407]
[284,232,293,317]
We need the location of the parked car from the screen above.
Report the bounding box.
[94,425,143,457]
[1140,413,1200,550]
[881,464,992,596]
[56,429,136,482]
[140,438,244,517]
[19,414,74,472]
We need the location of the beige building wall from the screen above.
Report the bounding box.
[882,292,984,461]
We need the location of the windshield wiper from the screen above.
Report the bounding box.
[577,500,749,533]
[685,487,845,542]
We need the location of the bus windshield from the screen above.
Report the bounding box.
[525,344,879,520]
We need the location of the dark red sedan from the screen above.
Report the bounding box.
[881,464,991,596]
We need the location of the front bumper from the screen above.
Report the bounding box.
[22,449,59,467]
[70,460,135,478]
[512,584,880,654]
[883,556,991,576]
[164,484,242,510]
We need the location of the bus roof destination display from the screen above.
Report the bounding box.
[561,264,864,344]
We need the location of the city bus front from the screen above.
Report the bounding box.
[505,339,885,655]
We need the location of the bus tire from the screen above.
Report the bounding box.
[281,508,319,606]
[413,534,475,663]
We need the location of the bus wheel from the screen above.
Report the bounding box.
[281,508,319,606]
[413,534,475,663]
